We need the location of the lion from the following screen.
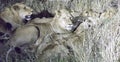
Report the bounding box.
[34,9,83,55]
[0,3,33,31]
[33,9,76,47]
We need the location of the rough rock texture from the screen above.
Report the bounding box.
[0,0,120,62]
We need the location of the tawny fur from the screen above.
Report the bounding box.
[0,3,33,30]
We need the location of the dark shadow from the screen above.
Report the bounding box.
[14,47,22,54]
[31,10,54,20]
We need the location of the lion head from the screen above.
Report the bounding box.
[52,9,74,33]
[12,3,33,21]
[0,3,33,30]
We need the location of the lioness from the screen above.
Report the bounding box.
[0,3,33,31]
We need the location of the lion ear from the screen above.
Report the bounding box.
[13,5,20,10]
